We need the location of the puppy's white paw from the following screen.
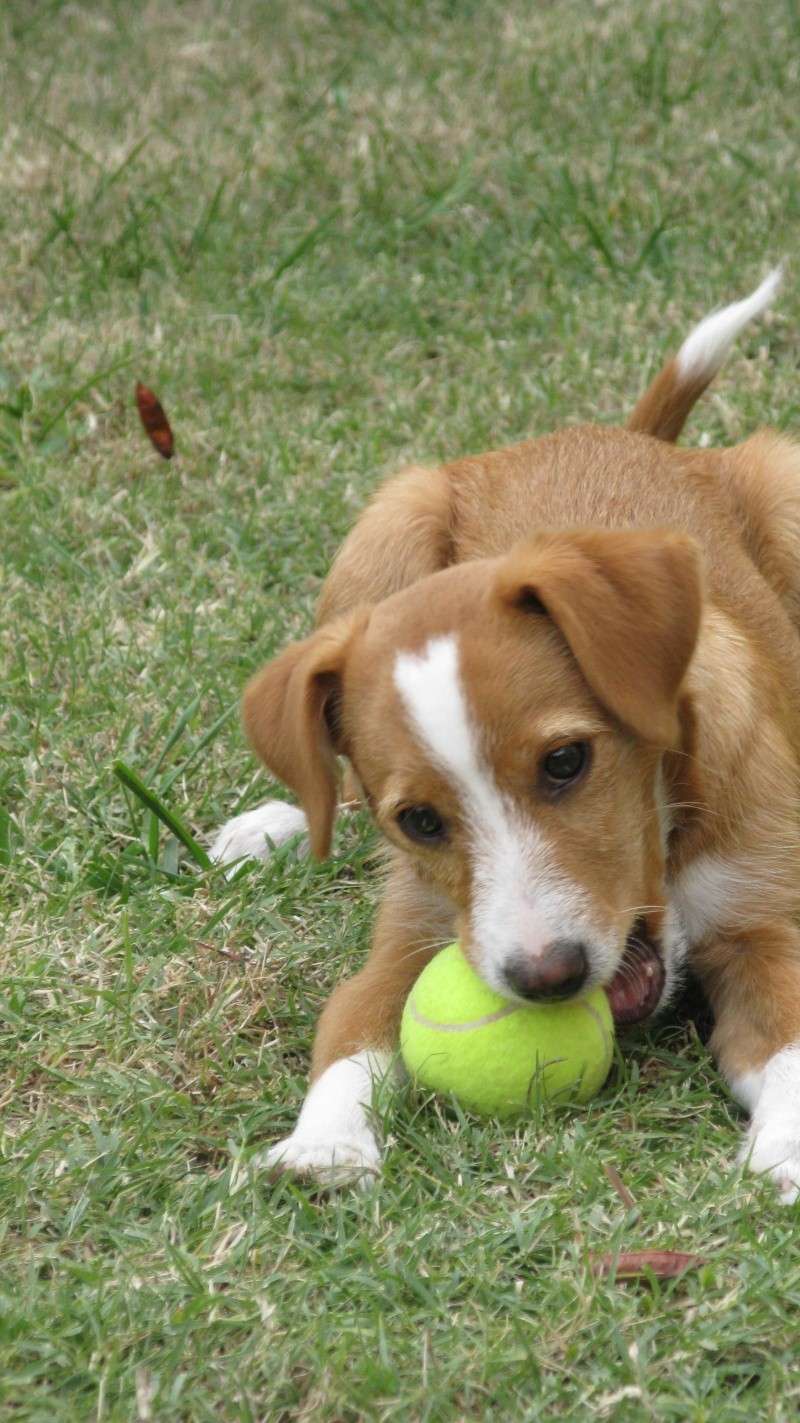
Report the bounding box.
[740,1125,800,1204]
[260,1126,381,1188]
[257,1052,391,1189]
[209,801,308,869]
[731,1044,800,1203]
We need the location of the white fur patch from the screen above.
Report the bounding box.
[393,635,614,994]
[210,800,308,872]
[732,1045,800,1204]
[672,851,792,943]
[672,853,742,942]
[729,1066,764,1114]
[259,1049,391,1186]
[393,636,476,786]
[677,267,782,380]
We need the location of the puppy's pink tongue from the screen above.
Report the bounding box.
[606,936,665,1025]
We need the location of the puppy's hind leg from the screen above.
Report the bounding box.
[209,799,309,869]
[722,432,800,632]
[209,765,365,871]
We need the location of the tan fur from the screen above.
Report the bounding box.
[310,856,454,1078]
[722,432,800,626]
[494,529,703,747]
[242,612,368,858]
[628,357,711,442]
[317,464,452,623]
[695,924,800,1080]
[244,317,800,1090]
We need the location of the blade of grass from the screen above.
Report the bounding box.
[267,209,339,286]
[575,207,619,275]
[22,55,57,122]
[296,61,353,127]
[35,118,104,170]
[160,702,238,795]
[159,836,180,877]
[36,529,91,579]
[148,695,203,779]
[36,354,135,443]
[632,209,680,274]
[185,178,227,262]
[403,163,475,235]
[147,810,160,862]
[39,203,94,274]
[87,135,150,212]
[0,806,13,868]
[113,761,211,870]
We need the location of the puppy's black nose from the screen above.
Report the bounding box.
[505,940,589,1001]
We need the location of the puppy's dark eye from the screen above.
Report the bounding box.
[542,741,589,787]
[397,805,447,845]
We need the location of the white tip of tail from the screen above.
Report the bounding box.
[677,266,782,380]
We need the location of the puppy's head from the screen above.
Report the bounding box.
[244,529,702,1023]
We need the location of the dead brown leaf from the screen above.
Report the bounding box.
[135,382,174,459]
[591,1250,706,1281]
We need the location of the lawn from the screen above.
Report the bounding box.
[2,1,800,1418]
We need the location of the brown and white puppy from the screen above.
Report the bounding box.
[213,270,800,1200]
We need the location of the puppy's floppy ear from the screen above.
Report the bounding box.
[242,611,368,858]
[495,529,703,747]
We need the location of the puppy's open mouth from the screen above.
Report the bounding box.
[605,923,665,1025]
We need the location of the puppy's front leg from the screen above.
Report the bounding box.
[696,922,800,1202]
[262,1049,390,1186]
[263,865,454,1186]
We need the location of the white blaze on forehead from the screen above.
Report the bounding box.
[392,633,530,844]
[392,635,613,994]
[393,635,480,794]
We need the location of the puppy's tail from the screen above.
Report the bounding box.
[628,267,782,442]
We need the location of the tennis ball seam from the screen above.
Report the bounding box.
[406,999,520,1033]
[408,992,612,1054]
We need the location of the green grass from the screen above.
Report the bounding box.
[2,0,800,1417]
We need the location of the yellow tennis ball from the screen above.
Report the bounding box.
[400,942,614,1118]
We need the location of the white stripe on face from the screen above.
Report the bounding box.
[393,635,613,996]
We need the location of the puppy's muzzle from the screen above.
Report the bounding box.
[504,939,589,1001]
